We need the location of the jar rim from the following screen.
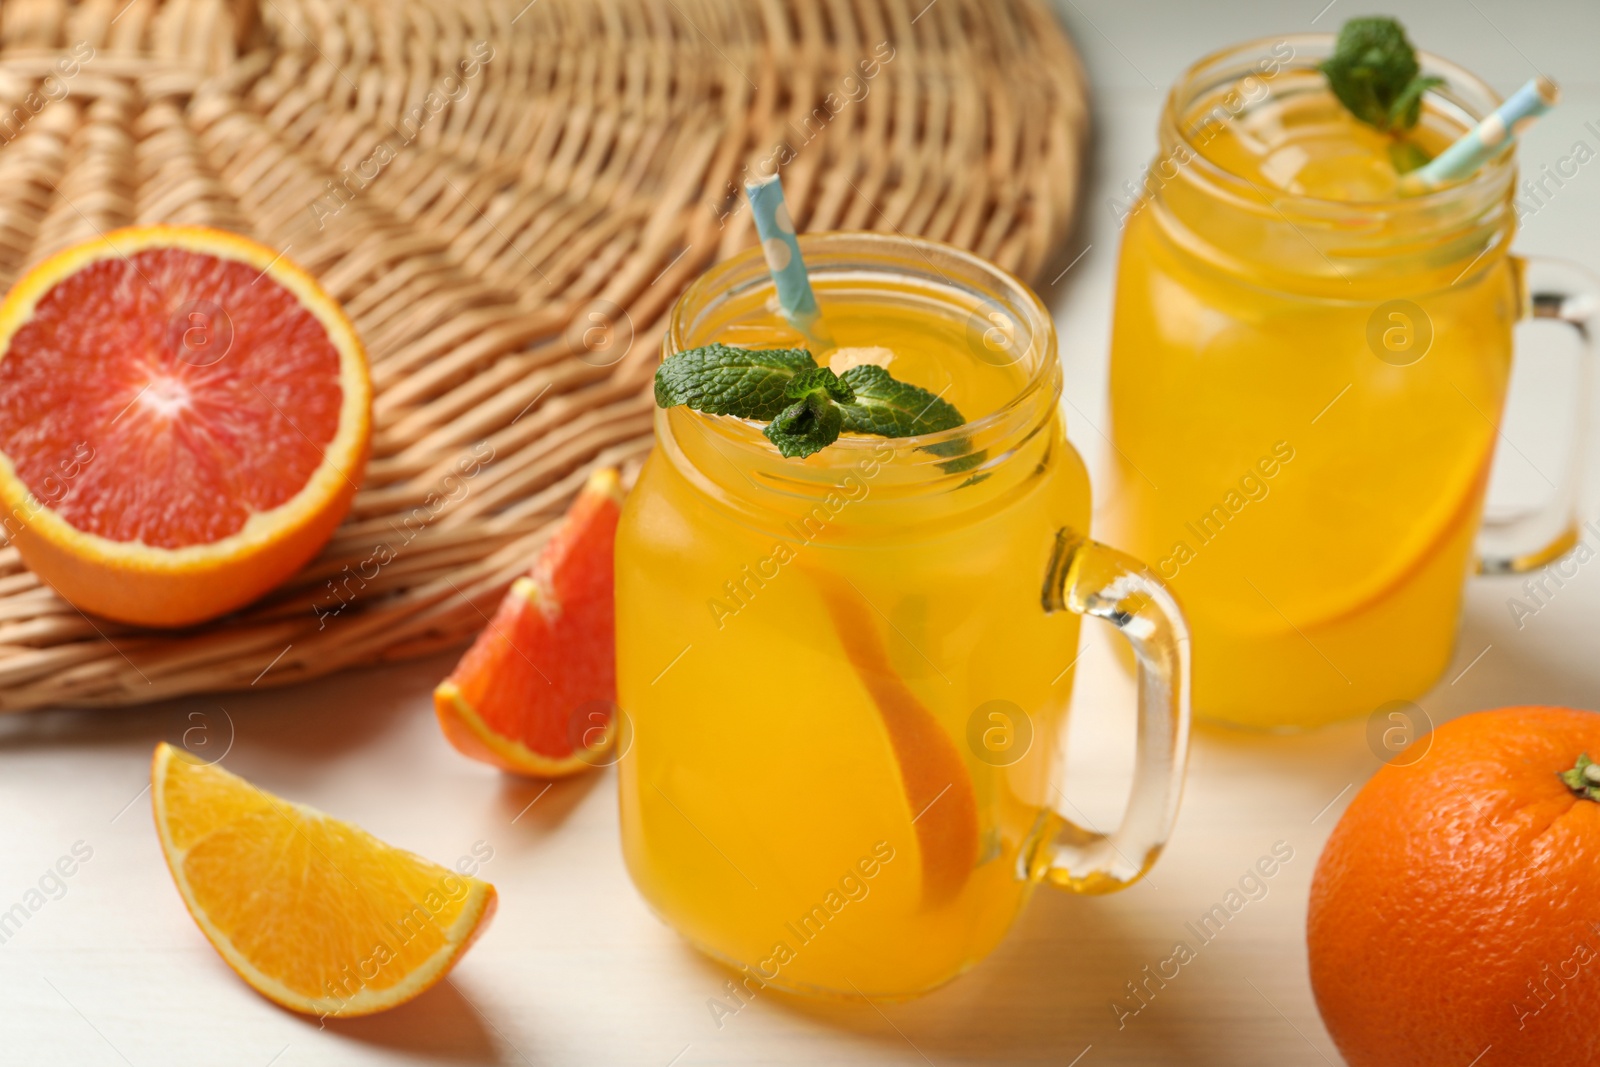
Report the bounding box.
[1162,32,1513,216]
[662,230,1060,464]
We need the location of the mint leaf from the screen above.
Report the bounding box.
[1387,73,1444,130]
[785,366,854,403]
[654,344,816,421]
[654,344,968,459]
[1320,17,1440,132]
[1387,138,1433,174]
[763,392,842,458]
[837,364,963,437]
[923,436,988,476]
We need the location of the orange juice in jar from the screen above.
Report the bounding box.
[1106,35,1596,730]
[615,233,1191,998]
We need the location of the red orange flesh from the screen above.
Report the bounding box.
[0,226,370,626]
[435,468,623,776]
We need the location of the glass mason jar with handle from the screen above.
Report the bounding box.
[614,233,1191,999]
[1105,35,1597,731]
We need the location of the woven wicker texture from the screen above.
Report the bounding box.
[0,0,1087,711]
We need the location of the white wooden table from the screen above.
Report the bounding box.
[3,1,1599,1063]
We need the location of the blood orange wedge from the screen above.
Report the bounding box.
[0,225,370,627]
[435,467,624,776]
[151,743,496,1018]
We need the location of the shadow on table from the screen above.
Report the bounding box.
[309,975,507,1063]
[230,653,462,765]
[1184,596,1600,790]
[0,651,458,767]
[688,887,1215,1066]
[1432,600,1600,717]
[495,765,606,833]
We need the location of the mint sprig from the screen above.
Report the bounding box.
[654,344,966,459]
[1319,17,1443,132]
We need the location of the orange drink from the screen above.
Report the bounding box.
[1106,36,1595,729]
[615,234,1191,998]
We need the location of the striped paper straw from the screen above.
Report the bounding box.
[743,174,834,349]
[1400,76,1560,195]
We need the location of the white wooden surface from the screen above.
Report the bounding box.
[3,2,1600,1063]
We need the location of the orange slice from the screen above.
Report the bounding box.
[0,225,371,626]
[151,743,495,1018]
[436,468,623,776]
[813,575,979,907]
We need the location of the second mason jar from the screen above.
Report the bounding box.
[1105,35,1595,730]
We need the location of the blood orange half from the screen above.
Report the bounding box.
[0,226,371,627]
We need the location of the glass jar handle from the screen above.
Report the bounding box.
[1038,528,1191,894]
[1479,256,1598,574]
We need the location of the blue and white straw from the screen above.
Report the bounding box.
[743,174,834,349]
[1400,75,1560,195]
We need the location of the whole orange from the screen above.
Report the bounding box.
[1309,706,1600,1066]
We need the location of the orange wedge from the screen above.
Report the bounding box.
[151,743,495,1018]
[0,225,371,626]
[814,576,979,907]
[435,467,624,776]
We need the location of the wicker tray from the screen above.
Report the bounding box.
[0,0,1087,711]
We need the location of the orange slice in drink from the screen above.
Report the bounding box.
[0,226,370,627]
[152,743,496,1018]
[435,468,624,776]
[814,577,979,907]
